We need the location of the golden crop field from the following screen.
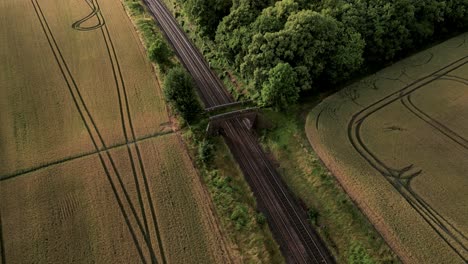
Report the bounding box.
[0,0,231,263]
[306,33,467,263]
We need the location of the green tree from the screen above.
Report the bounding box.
[326,0,416,63]
[210,0,467,101]
[252,0,299,34]
[261,62,299,110]
[242,10,363,91]
[232,0,273,11]
[443,0,468,29]
[163,67,202,122]
[148,37,172,67]
[216,4,257,65]
[184,0,232,38]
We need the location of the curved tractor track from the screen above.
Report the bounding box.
[31,0,167,263]
[142,0,334,263]
[400,76,468,150]
[348,56,468,261]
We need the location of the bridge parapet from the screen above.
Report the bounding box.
[205,100,252,112]
[206,108,258,136]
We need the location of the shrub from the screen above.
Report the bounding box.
[230,204,249,230]
[256,212,267,226]
[308,207,319,225]
[125,1,144,16]
[348,242,375,264]
[163,67,202,122]
[198,139,215,164]
[148,37,173,67]
[261,62,299,110]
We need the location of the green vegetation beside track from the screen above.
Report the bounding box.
[257,102,399,263]
[153,0,403,261]
[182,125,285,263]
[121,1,284,262]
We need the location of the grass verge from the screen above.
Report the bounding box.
[180,122,284,263]
[256,99,400,263]
[122,0,175,76]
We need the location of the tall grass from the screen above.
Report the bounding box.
[258,107,399,263]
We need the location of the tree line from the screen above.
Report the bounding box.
[178,0,467,109]
[125,0,202,122]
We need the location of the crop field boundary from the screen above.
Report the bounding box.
[28,0,169,262]
[0,130,174,182]
[347,56,468,261]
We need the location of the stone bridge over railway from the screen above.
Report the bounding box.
[206,107,258,136]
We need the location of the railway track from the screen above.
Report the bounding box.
[143,0,231,107]
[142,0,335,262]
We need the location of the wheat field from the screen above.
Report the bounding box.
[0,0,230,263]
[306,33,468,264]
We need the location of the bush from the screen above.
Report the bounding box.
[163,67,202,122]
[308,207,319,225]
[261,62,299,110]
[348,242,375,264]
[256,212,267,226]
[230,204,249,230]
[148,37,173,67]
[136,19,158,43]
[198,139,215,164]
[125,1,144,16]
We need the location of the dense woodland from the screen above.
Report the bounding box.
[178,0,467,109]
